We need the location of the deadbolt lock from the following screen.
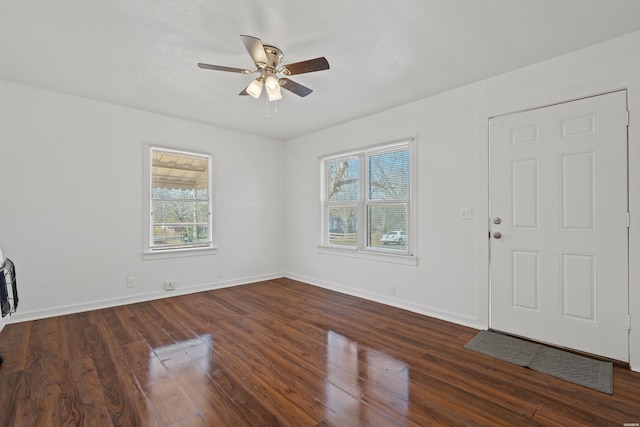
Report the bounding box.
[493,217,502,225]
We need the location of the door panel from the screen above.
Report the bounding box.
[512,250,540,311]
[511,158,539,229]
[561,253,596,322]
[561,152,595,231]
[489,91,629,361]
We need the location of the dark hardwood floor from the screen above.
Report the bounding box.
[1,278,639,426]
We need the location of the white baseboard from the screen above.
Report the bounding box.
[7,272,283,324]
[8,271,483,333]
[284,272,484,330]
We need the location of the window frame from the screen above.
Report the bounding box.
[320,137,417,264]
[143,143,216,258]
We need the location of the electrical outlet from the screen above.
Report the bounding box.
[126,277,135,288]
[164,280,176,291]
[391,285,397,296]
[218,269,224,279]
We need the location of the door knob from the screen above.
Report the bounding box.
[492,232,502,239]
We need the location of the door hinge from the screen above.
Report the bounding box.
[628,212,631,228]
[629,314,632,331]
[627,110,631,127]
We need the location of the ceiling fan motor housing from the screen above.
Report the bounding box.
[262,45,284,71]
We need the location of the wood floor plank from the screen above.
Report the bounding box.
[23,318,63,402]
[0,320,31,373]
[59,356,112,427]
[0,370,27,426]
[14,394,60,427]
[100,373,161,427]
[1,278,640,426]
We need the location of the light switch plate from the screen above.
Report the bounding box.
[459,208,473,220]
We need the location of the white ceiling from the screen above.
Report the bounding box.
[2,0,640,140]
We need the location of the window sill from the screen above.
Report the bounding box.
[317,245,418,266]
[142,246,218,260]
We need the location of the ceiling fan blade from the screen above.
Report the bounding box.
[238,85,250,96]
[240,35,269,68]
[198,63,253,74]
[279,78,313,97]
[281,57,329,76]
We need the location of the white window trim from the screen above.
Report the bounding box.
[142,142,217,259]
[319,137,418,265]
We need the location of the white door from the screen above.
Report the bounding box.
[489,91,629,361]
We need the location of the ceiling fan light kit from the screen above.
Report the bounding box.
[198,35,329,103]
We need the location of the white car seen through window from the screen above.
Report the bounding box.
[381,230,406,245]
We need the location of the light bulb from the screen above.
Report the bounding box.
[246,79,263,99]
[265,75,281,101]
[265,75,279,91]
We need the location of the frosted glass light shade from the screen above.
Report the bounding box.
[265,75,279,91]
[268,90,282,101]
[265,75,281,101]
[246,79,263,99]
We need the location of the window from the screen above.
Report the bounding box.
[322,138,414,256]
[147,146,213,252]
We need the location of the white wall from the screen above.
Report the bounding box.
[0,81,284,320]
[283,83,485,326]
[283,31,640,370]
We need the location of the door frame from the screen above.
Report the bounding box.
[477,74,640,371]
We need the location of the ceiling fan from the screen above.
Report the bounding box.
[198,35,329,101]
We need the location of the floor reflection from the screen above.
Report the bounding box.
[139,334,214,425]
[151,334,214,380]
[325,330,409,423]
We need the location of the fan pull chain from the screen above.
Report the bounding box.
[264,97,278,118]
